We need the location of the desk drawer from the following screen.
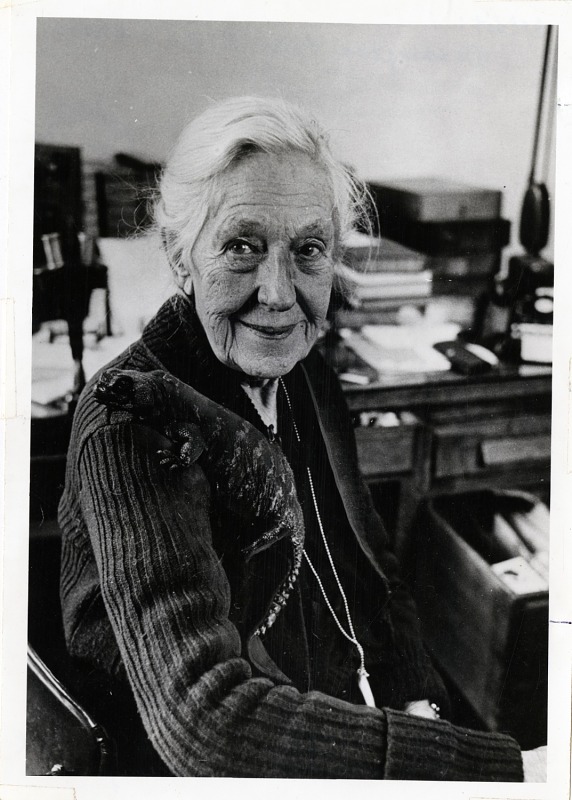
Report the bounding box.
[433,413,551,478]
[414,495,548,746]
[355,415,419,477]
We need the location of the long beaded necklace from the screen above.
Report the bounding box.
[279,378,376,709]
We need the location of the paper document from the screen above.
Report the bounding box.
[340,323,460,374]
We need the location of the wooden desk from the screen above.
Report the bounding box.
[320,340,552,557]
[321,345,551,744]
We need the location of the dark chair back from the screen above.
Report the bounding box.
[27,534,114,775]
[27,533,169,776]
[27,645,113,776]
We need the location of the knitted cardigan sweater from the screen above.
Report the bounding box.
[58,295,524,780]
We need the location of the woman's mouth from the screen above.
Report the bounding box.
[238,320,299,339]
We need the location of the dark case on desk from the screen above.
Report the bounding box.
[368,178,502,223]
[376,216,511,257]
[426,252,501,278]
[413,493,548,749]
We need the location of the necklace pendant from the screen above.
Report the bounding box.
[267,424,280,445]
[357,667,376,708]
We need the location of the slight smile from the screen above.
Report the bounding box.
[237,320,300,339]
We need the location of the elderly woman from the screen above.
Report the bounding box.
[58,97,543,780]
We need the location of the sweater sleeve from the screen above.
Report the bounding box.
[77,418,523,781]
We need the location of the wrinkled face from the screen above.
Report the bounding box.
[189,150,338,379]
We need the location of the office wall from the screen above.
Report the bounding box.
[35,20,556,255]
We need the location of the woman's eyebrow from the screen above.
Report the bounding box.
[215,217,334,241]
[294,221,334,239]
[216,217,264,239]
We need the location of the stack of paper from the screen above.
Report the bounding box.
[339,323,460,374]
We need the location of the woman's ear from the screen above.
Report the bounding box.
[182,275,194,296]
[161,227,192,294]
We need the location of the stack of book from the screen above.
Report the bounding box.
[334,232,431,326]
[368,178,511,298]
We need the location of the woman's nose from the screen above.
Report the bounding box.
[257,252,296,310]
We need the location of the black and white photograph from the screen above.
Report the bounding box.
[2,4,572,797]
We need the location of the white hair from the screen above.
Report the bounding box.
[153,96,372,285]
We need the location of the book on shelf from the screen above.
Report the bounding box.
[333,300,429,328]
[342,231,427,273]
[336,267,433,305]
[337,262,432,288]
[346,285,432,306]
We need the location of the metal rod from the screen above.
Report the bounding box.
[529,25,554,186]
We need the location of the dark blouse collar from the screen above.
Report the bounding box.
[140,293,251,412]
[140,294,310,451]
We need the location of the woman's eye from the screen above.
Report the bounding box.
[226,240,256,256]
[297,241,325,259]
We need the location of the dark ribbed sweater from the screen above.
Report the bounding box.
[58,295,524,780]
